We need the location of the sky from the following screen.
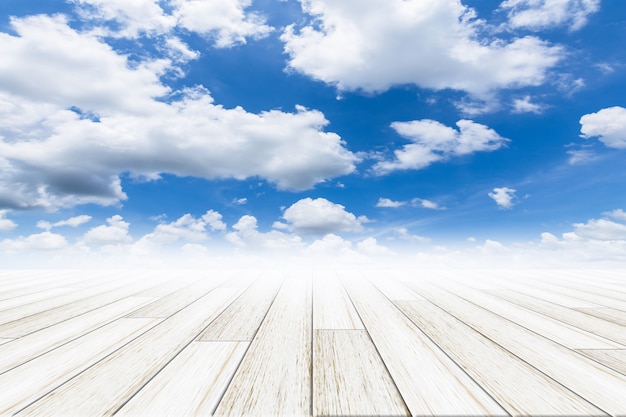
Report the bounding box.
[0,0,625,268]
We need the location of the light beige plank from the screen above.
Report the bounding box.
[0,279,156,337]
[366,270,425,301]
[576,307,626,327]
[313,329,408,416]
[526,280,626,311]
[0,317,162,415]
[0,287,75,312]
[199,276,282,340]
[117,341,249,416]
[577,350,626,376]
[342,273,506,416]
[0,338,12,346]
[442,283,623,349]
[409,282,626,416]
[313,273,363,330]
[397,300,604,416]
[214,275,312,417]
[126,276,225,318]
[489,289,626,346]
[19,286,243,416]
[0,296,158,374]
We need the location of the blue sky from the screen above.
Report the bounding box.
[0,0,625,266]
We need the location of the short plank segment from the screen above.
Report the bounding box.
[396,300,605,416]
[408,282,626,416]
[19,286,243,416]
[576,307,626,327]
[577,350,626,376]
[342,273,506,416]
[214,275,312,417]
[0,318,162,415]
[199,275,282,341]
[313,330,408,416]
[488,289,626,346]
[116,341,249,416]
[0,296,159,374]
[313,272,363,330]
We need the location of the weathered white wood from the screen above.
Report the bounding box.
[409,282,626,416]
[126,277,224,318]
[488,289,626,346]
[117,341,249,416]
[0,338,12,346]
[0,287,75,312]
[577,349,626,376]
[313,272,363,330]
[19,286,243,416]
[313,329,408,416]
[397,300,604,416]
[199,275,282,340]
[0,296,158,374]
[441,282,623,349]
[342,273,506,416]
[214,275,312,417]
[0,279,156,336]
[0,317,162,415]
[365,270,426,301]
[575,307,626,327]
[525,280,626,311]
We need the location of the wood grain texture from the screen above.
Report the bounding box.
[575,307,626,327]
[117,341,249,416]
[577,349,626,376]
[313,330,408,416]
[0,317,162,415]
[313,273,363,330]
[0,296,158,374]
[342,273,507,416]
[396,300,604,416]
[214,275,312,417]
[409,282,626,416]
[19,286,243,416]
[198,275,281,341]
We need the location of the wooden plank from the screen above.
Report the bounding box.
[126,276,225,318]
[0,317,162,415]
[0,287,75,312]
[365,270,426,301]
[198,275,282,341]
[577,350,626,376]
[313,273,363,330]
[408,282,626,416]
[440,283,623,349]
[488,289,626,346]
[0,279,156,337]
[525,280,626,311]
[0,338,12,346]
[0,296,158,374]
[313,329,408,416]
[19,286,244,416]
[396,300,604,416]
[342,273,506,416]
[116,341,249,416]
[576,307,626,327]
[213,275,312,417]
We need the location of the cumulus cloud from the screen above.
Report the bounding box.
[580,106,626,149]
[281,0,562,96]
[0,16,357,210]
[0,231,68,251]
[83,215,133,245]
[488,187,517,209]
[37,215,92,230]
[202,210,227,231]
[376,198,406,208]
[356,237,394,256]
[282,198,368,235]
[306,234,356,256]
[225,215,303,249]
[394,227,431,243]
[411,198,443,210]
[500,0,600,31]
[573,218,626,241]
[512,96,544,114]
[0,211,18,232]
[374,119,508,174]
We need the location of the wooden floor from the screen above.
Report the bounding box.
[1,268,626,416]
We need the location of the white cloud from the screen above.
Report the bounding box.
[202,210,227,231]
[394,227,430,243]
[604,209,626,222]
[233,197,248,205]
[83,215,133,245]
[356,237,394,256]
[411,198,443,210]
[500,0,600,31]
[282,197,368,235]
[374,119,508,174]
[225,215,303,249]
[0,231,68,251]
[573,218,626,241]
[281,0,562,96]
[488,187,517,209]
[0,211,17,232]
[0,16,357,210]
[512,95,544,114]
[580,106,626,149]
[566,148,595,165]
[306,234,356,256]
[376,198,405,208]
[38,215,92,230]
